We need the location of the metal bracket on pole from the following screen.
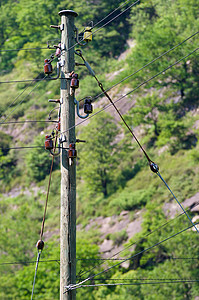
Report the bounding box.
[74,98,89,119]
[60,134,67,143]
[50,24,64,31]
[61,43,66,51]
[60,24,64,31]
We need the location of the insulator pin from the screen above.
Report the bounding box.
[45,135,54,150]
[44,59,53,75]
[36,240,44,251]
[68,143,77,158]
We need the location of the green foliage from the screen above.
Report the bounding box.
[0,130,12,155]
[0,0,199,299]
[0,236,100,299]
[78,111,119,198]
[26,135,56,182]
[109,186,155,212]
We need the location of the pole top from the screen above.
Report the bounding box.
[59,10,78,17]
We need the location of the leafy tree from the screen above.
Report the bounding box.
[78,111,119,197]
[115,0,199,106]
[126,92,188,151]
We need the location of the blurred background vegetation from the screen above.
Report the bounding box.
[0,0,199,299]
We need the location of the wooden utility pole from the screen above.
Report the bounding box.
[59,10,78,300]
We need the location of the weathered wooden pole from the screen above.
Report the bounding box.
[59,9,78,300]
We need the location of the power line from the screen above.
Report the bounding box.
[58,47,199,139]
[66,222,199,291]
[30,133,59,299]
[67,0,140,52]
[76,201,199,279]
[0,146,46,150]
[0,76,56,84]
[0,81,34,119]
[0,259,60,265]
[0,47,51,52]
[0,146,68,151]
[77,31,198,103]
[157,172,199,233]
[81,277,199,282]
[92,0,132,29]
[53,48,199,284]
[92,58,199,232]
[0,1,133,54]
[0,76,47,125]
[67,280,199,290]
[0,257,198,266]
[1,256,199,266]
[31,251,41,300]
[0,1,139,84]
[0,120,58,124]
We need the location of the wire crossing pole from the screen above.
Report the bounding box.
[59,10,78,300]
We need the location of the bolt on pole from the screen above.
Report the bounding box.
[59,10,78,300]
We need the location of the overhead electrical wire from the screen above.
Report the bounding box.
[0,0,140,80]
[67,0,140,52]
[77,31,199,103]
[0,49,57,113]
[0,120,58,124]
[89,49,199,233]
[58,47,199,138]
[0,47,52,52]
[0,146,67,154]
[65,222,199,291]
[1,45,197,276]
[77,201,199,280]
[31,251,41,300]
[86,278,199,282]
[0,76,55,84]
[0,1,198,296]
[91,0,140,34]
[0,76,47,125]
[66,280,199,290]
[0,0,133,54]
[0,48,59,84]
[0,256,198,266]
[92,0,132,29]
[0,81,34,119]
[0,0,132,85]
[31,119,60,299]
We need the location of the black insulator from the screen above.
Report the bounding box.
[84,99,93,114]
[36,240,44,251]
[150,161,159,173]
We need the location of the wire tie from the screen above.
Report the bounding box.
[64,285,72,291]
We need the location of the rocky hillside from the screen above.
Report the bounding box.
[0,0,199,299]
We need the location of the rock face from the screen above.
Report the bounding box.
[79,191,199,263]
[81,210,143,260]
[163,192,199,218]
